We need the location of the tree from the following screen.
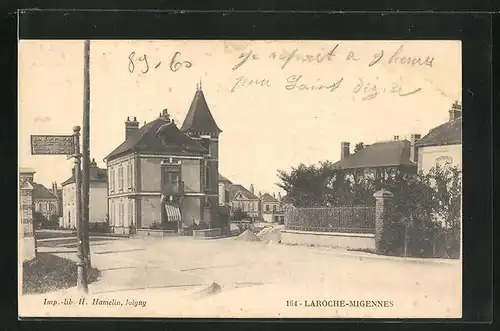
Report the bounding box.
[277,161,374,207]
[354,142,365,153]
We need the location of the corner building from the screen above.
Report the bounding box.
[104,86,222,234]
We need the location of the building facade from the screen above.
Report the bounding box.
[259,193,285,223]
[229,184,260,221]
[19,168,36,261]
[104,85,222,234]
[415,101,462,174]
[218,174,232,206]
[32,183,60,221]
[61,159,108,229]
[332,136,419,182]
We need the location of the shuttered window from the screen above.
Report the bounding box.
[127,162,132,189]
[128,200,134,225]
[110,201,114,226]
[119,167,124,191]
[109,169,114,192]
[119,203,124,226]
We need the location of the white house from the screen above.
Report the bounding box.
[415,101,462,174]
[61,159,108,229]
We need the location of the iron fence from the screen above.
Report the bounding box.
[284,206,376,234]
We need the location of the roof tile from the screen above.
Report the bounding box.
[415,117,462,147]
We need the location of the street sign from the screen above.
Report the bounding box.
[30,135,74,155]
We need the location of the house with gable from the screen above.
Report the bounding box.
[61,158,108,229]
[103,84,222,234]
[32,183,60,221]
[414,101,462,174]
[229,184,260,221]
[260,192,285,223]
[332,135,419,182]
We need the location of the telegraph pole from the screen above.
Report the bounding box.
[73,126,88,293]
[82,39,91,270]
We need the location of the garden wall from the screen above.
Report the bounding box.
[281,230,375,250]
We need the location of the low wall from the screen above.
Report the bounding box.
[281,230,375,250]
[136,229,178,238]
[193,228,222,239]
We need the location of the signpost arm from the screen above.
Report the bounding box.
[82,39,91,270]
[73,126,88,293]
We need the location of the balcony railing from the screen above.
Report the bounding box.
[162,181,185,195]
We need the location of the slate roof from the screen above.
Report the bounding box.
[61,166,108,186]
[104,117,208,161]
[261,193,279,203]
[180,89,222,135]
[20,167,36,174]
[32,183,59,200]
[332,140,416,170]
[218,173,233,184]
[229,184,259,200]
[415,117,462,147]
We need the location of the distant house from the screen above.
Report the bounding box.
[61,158,108,229]
[229,184,260,221]
[332,135,419,181]
[260,193,285,223]
[32,182,60,221]
[218,173,233,206]
[415,101,462,174]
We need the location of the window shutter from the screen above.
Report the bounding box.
[129,200,134,225]
[110,202,114,226]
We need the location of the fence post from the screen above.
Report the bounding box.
[373,189,394,254]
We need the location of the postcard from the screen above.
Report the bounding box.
[18,39,462,318]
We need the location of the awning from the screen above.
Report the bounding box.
[164,204,181,222]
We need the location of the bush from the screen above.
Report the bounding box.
[23,253,100,295]
[88,221,110,234]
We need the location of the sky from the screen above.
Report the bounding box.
[18,40,461,195]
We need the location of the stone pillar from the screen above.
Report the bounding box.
[373,189,394,253]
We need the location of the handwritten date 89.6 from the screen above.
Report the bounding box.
[128,51,192,74]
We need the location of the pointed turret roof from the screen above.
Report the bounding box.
[104,112,208,162]
[181,86,222,135]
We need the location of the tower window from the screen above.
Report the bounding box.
[204,165,210,189]
[201,138,210,154]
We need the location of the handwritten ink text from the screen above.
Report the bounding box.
[231,76,271,93]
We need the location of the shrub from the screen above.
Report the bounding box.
[88,221,110,234]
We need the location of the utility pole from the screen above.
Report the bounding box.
[82,39,91,270]
[73,126,88,293]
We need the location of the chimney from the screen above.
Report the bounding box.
[52,182,57,194]
[393,135,400,140]
[410,133,422,163]
[449,100,462,121]
[258,191,262,198]
[90,158,97,167]
[250,184,254,194]
[340,142,350,160]
[278,192,282,200]
[125,116,140,140]
[160,108,171,122]
[273,193,276,199]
